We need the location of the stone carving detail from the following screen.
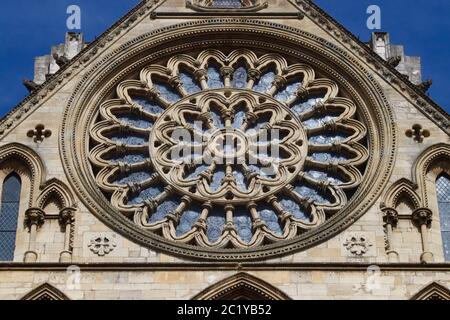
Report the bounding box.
[27,124,52,143]
[89,49,368,250]
[343,235,373,256]
[406,124,430,143]
[187,0,267,11]
[88,235,117,256]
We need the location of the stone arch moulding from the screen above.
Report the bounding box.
[382,178,422,210]
[36,178,76,210]
[61,19,396,261]
[21,283,70,300]
[187,0,268,12]
[0,143,46,207]
[192,273,291,300]
[411,282,450,300]
[413,143,450,207]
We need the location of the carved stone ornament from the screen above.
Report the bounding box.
[343,235,373,257]
[62,21,395,260]
[88,234,117,256]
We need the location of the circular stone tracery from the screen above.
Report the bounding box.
[88,48,370,250]
[150,89,308,205]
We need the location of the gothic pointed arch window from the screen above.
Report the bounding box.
[0,173,21,261]
[436,173,450,261]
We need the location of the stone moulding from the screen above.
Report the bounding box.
[61,19,396,261]
[187,0,268,12]
[192,272,291,300]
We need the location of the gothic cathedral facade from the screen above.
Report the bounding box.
[0,0,449,300]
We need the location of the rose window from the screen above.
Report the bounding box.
[89,49,368,249]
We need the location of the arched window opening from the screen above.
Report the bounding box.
[436,173,450,261]
[0,173,21,261]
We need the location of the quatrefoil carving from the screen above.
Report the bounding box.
[27,124,52,143]
[405,124,430,143]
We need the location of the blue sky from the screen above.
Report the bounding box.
[0,0,448,117]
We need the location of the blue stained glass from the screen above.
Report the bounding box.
[279,196,310,221]
[176,204,202,237]
[294,184,331,204]
[116,114,153,129]
[132,97,165,114]
[258,205,283,235]
[302,115,336,129]
[436,174,450,261]
[129,185,165,205]
[210,169,225,191]
[180,72,201,94]
[210,109,225,129]
[206,211,226,243]
[310,152,348,163]
[233,170,247,191]
[308,132,348,145]
[232,66,248,89]
[153,82,182,103]
[233,208,253,243]
[233,110,246,129]
[115,171,152,185]
[254,70,276,93]
[207,65,224,89]
[110,134,148,146]
[291,96,324,114]
[305,170,344,185]
[211,0,242,8]
[274,81,302,102]
[148,196,180,223]
[0,174,21,261]
[185,165,209,180]
[109,154,147,164]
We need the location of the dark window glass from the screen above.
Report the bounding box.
[436,173,450,261]
[0,173,21,261]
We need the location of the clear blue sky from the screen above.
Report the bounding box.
[0,0,448,117]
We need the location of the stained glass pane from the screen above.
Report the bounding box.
[207,64,224,89]
[258,204,283,235]
[132,97,165,114]
[279,196,310,221]
[176,204,202,237]
[211,0,243,8]
[149,196,180,223]
[274,81,302,102]
[153,82,182,103]
[206,210,225,243]
[436,174,450,261]
[233,207,253,243]
[0,174,21,261]
[253,69,276,93]
[180,72,201,94]
[231,66,248,89]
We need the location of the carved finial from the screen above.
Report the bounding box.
[23,79,39,93]
[387,56,402,68]
[52,53,70,67]
[418,79,433,92]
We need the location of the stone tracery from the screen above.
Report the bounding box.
[89,49,368,249]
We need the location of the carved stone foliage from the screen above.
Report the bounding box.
[89,49,368,250]
[88,234,117,256]
[343,234,373,257]
[405,124,430,143]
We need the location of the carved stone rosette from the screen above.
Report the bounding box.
[89,49,368,250]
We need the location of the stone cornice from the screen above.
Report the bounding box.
[0,262,449,272]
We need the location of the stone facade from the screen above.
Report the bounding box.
[0,0,449,300]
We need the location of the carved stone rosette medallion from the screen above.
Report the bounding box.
[89,49,367,249]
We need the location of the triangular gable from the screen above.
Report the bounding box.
[0,0,448,140]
